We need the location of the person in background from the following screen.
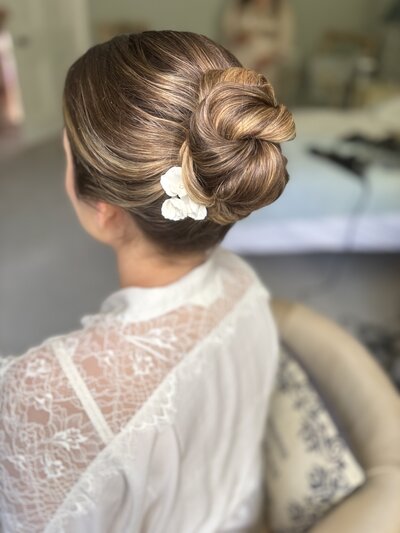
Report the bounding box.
[220,0,295,97]
[0,31,295,532]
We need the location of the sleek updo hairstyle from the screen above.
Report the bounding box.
[62,30,295,255]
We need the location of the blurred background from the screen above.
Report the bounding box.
[0,0,399,388]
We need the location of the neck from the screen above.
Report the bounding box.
[115,239,209,289]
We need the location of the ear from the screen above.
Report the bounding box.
[94,201,122,231]
[92,200,136,247]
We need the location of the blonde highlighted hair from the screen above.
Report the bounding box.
[63,31,295,254]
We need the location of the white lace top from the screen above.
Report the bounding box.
[0,247,279,533]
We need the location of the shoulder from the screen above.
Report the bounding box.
[0,328,88,446]
[0,305,123,391]
[0,323,124,532]
[0,327,84,394]
[217,247,271,298]
[0,321,108,453]
[0,311,182,441]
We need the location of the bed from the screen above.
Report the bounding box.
[223,98,400,254]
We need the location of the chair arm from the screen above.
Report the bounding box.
[270,299,400,532]
[270,298,400,468]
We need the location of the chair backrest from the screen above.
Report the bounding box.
[269,299,400,533]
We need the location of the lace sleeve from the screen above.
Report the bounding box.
[0,336,111,533]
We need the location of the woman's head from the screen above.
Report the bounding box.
[62,30,295,256]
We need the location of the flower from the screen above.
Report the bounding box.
[26,357,51,377]
[160,166,187,198]
[43,455,65,479]
[160,166,207,221]
[53,428,88,451]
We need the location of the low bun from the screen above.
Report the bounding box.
[181,67,296,225]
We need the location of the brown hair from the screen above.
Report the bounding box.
[62,30,295,255]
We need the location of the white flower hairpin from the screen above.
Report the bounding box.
[160,166,207,221]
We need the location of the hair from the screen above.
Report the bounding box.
[62,30,295,255]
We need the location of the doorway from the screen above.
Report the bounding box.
[0,0,90,158]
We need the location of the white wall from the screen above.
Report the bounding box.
[4,0,91,147]
[88,0,392,57]
[88,0,225,41]
[292,0,395,58]
[291,0,374,57]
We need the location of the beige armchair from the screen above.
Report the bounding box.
[265,299,400,533]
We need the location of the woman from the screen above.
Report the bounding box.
[0,31,295,532]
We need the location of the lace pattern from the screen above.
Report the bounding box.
[0,251,273,532]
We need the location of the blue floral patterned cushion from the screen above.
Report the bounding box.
[262,347,366,533]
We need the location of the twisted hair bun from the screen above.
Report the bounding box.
[180,67,296,225]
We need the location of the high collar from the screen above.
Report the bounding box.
[99,246,226,323]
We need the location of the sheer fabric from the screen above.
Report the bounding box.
[0,247,279,532]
